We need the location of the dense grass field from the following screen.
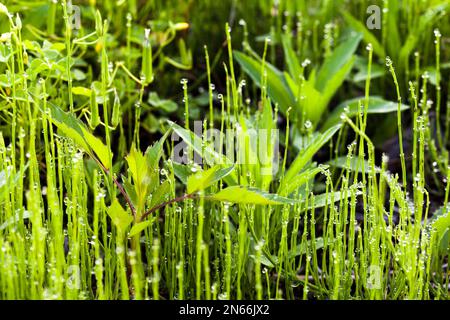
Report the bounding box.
[0,0,449,300]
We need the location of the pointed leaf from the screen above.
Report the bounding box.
[187,165,234,194]
[297,78,325,125]
[327,156,372,173]
[146,130,171,170]
[126,146,150,189]
[283,124,341,186]
[353,57,385,83]
[321,56,355,106]
[126,145,152,211]
[430,203,450,243]
[281,34,302,79]
[288,238,324,258]
[45,101,112,169]
[168,120,237,185]
[315,33,362,92]
[129,219,154,237]
[121,175,138,209]
[107,199,133,232]
[234,50,295,114]
[173,162,191,185]
[308,191,354,210]
[82,130,112,170]
[260,254,278,268]
[280,166,327,195]
[149,180,171,209]
[322,96,409,130]
[46,102,90,152]
[341,10,385,59]
[208,186,296,205]
[385,0,401,62]
[148,92,178,112]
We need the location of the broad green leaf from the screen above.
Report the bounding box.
[281,34,301,79]
[430,203,450,243]
[71,86,91,97]
[46,101,112,169]
[315,33,362,92]
[285,70,333,126]
[280,166,327,195]
[146,130,171,170]
[234,50,295,114]
[322,96,409,130]
[438,231,449,253]
[235,114,267,187]
[353,58,385,83]
[46,102,90,152]
[320,56,356,118]
[126,145,148,188]
[208,186,297,205]
[385,0,401,62]
[187,165,234,194]
[28,59,50,80]
[168,120,237,185]
[82,130,111,170]
[308,68,317,85]
[107,199,133,232]
[126,145,153,212]
[260,254,278,268]
[0,74,11,87]
[341,10,385,59]
[297,78,325,125]
[173,162,191,185]
[149,180,171,209]
[283,124,341,186]
[288,238,324,258]
[0,43,12,63]
[308,191,353,210]
[208,166,235,187]
[327,156,371,173]
[148,92,177,113]
[421,63,450,86]
[283,72,300,100]
[73,70,87,81]
[121,175,138,209]
[128,219,154,237]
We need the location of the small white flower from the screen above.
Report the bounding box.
[0,32,12,42]
[434,29,441,38]
[301,58,311,68]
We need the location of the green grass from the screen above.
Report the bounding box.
[0,0,449,300]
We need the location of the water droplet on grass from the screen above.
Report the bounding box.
[304,120,312,129]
